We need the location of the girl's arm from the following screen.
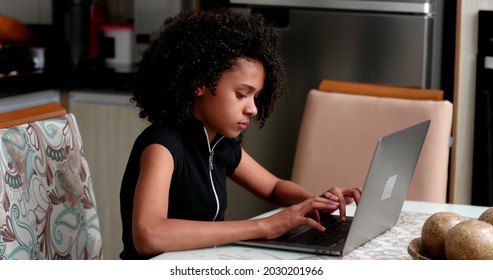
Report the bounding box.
[230,149,362,219]
[229,148,316,205]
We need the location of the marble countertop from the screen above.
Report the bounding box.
[152,201,489,260]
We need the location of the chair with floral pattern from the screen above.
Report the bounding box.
[0,103,103,259]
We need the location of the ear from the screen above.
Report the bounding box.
[195,87,207,96]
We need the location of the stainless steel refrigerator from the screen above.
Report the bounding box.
[225,0,445,218]
[472,10,493,206]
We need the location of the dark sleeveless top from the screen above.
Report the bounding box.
[119,119,242,259]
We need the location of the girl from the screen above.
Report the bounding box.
[119,8,361,260]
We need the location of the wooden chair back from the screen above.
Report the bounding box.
[319,79,444,100]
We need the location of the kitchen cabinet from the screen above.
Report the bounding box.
[0,0,52,24]
[68,91,148,260]
[0,90,61,112]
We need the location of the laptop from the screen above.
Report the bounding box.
[237,120,430,256]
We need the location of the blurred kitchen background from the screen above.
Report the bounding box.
[1,0,492,259]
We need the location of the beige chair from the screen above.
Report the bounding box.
[0,103,103,259]
[291,81,453,203]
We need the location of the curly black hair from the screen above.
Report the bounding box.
[132,8,288,128]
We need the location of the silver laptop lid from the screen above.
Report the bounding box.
[236,120,430,256]
[342,119,430,254]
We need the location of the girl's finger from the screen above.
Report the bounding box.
[303,217,325,231]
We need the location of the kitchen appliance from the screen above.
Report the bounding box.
[52,0,91,69]
[227,0,445,184]
[102,24,134,72]
[472,10,493,206]
[133,0,197,64]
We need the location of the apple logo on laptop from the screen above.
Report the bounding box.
[381,174,398,200]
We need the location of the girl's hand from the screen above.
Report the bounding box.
[320,187,363,220]
[263,196,339,239]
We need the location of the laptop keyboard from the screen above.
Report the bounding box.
[285,216,352,247]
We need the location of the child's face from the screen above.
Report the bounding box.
[193,57,265,140]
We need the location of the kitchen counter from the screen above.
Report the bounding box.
[0,66,136,99]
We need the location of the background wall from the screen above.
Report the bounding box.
[0,0,51,24]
